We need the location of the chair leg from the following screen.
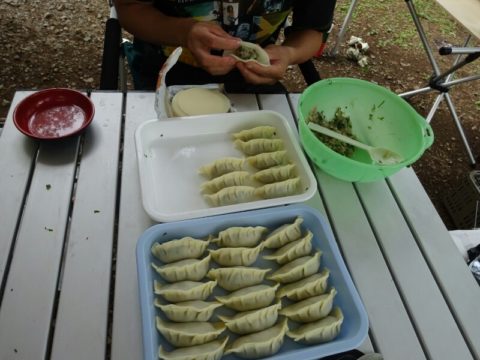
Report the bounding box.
[298,60,321,86]
[100,17,122,90]
[402,0,477,165]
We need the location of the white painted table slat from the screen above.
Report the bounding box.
[0,92,37,282]
[0,117,80,358]
[390,168,480,358]
[0,90,478,360]
[50,92,124,360]
[111,92,156,360]
[356,179,473,359]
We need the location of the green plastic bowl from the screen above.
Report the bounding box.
[298,78,434,182]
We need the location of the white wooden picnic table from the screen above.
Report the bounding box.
[0,90,479,360]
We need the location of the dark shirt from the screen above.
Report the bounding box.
[128,0,336,90]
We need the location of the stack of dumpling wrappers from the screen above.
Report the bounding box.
[199,125,303,207]
[150,217,344,360]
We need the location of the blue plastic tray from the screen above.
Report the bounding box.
[136,204,368,360]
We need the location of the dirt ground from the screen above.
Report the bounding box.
[1,0,479,229]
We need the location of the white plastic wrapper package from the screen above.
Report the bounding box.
[154,47,235,119]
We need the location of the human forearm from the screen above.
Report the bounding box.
[114,0,195,47]
[282,29,325,65]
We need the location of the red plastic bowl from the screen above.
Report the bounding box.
[13,88,95,140]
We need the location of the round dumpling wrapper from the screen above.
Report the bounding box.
[171,88,231,116]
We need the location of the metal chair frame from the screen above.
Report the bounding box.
[328,0,480,165]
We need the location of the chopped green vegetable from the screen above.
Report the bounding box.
[234,45,258,60]
[46,184,51,190]
[307,107,357,157]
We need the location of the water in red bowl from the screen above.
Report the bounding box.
[13,88,95,140]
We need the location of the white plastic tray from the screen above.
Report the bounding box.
[135,110,317,222]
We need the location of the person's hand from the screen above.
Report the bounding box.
[236,44,293,85]
[186,21,240,76]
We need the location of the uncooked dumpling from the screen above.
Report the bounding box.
[255,177,301,199]
[247,150,288,169]
[204,186,256,207]
[215,283,279,311]
[279,288,337,323]
[156,317,226,347]
[224,318,289,359]
[151,254,211,282]
[217,301,281,335]
[151,237,209,263]
[232,125,277,141]
[158,337,228,360]
[198,157,245,179]
[234,138,284,156]
[276,269,330,301]
[209,242,264,267]
[252,164,296,184]
[268,251,321,283]
[200,171,250,194]
[154,280,217,303]
[207,267,271,291]
[212,225,267,247]
[263,230,313,264]
[287,307,344,344]
[171,88,230,117]
[154,299,223,322]
[264,217,304,249]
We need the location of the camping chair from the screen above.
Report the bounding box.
[399,0,480,165]
[326,0,480,165]
[99,2,323,92]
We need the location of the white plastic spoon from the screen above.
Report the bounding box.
[307,122,404,165]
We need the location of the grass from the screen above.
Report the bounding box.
[335,0,460,49]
